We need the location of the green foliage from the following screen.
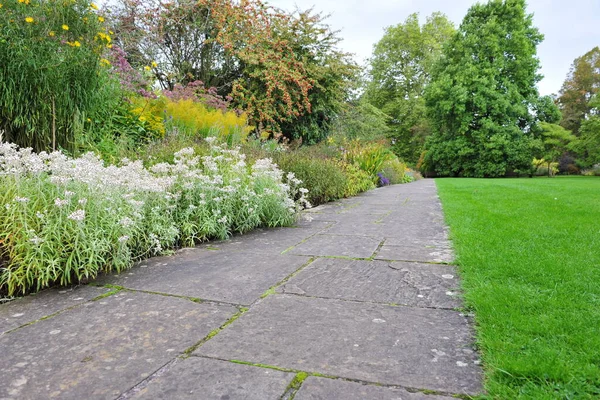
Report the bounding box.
[339,162,376,197]
[274,151,348,206]
[365,12,455,163]
[437,177,600,398]
[536,122,576,176]
[344,141,397,184]
[0,0,109,152]
[381,158,410,184]
[424,0,544,177]
[557,46,600,136]
[571,96,600,168]
[329,99,390,142]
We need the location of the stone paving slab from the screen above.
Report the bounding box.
[294,377,456,400]
[99,251,310,305]
[0,285,111,333]
[196,294,482,395]
[130,356,295,400]
[0,291,237,400]
[277,258,461,309]
[376,244,454,263]
[202,226,322,254]
[287,234,382,259]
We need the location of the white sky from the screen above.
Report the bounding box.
[269,0,600,96]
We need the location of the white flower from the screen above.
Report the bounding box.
[78,198,88,206]
[217,216,227,224]
[14,197,30,203]
[119,217,134,227]
[30,236,44,245]
[67,209,85,221]
[64,190,75,198]
[118,235,130,243]
[54,198,69,208]
[36,211,45,219]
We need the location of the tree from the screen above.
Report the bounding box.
[537,122,576,176]
[365,13,454,163]
[424,0,544,177]
[110,0,355,142]
[557,47,600,136]
[571,95,600,167]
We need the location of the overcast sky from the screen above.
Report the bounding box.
[269,0,600,96]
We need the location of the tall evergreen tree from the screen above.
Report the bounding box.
[424,0,544,177]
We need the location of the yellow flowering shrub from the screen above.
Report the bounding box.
[163,99,253,144]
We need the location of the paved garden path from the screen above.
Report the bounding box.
[1,180,482,399]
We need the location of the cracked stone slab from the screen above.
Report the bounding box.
[1,285,112,333]
[287,234,382,259]
[196,295,483,395]
[376,244,454,263]
[99,251,310,305]
[277,258,461,309]
[294,377,456,400]
[130,357,294,399]
[0,291,237,400]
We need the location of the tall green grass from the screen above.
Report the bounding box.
[437,177,600,399]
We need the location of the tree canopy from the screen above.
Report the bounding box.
[365,13,454,163]
[423,0,544,177]
[557,46,600,136]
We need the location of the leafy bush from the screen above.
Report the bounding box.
[274,152,347,206]
[343,141,396,184]
[0,0,109,152]
[381,158,408,184]
[533,158,559,176]
[0,138,308,296]
[339,162,375,197]
[582,164,600,176]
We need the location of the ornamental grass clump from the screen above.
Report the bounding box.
[0,137,308,296]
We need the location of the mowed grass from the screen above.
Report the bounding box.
[436,177,600,399]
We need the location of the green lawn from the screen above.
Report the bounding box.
[436,177,600,399]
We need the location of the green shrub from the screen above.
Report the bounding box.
[381,158,407,184]
[343,140,396,184]
[274,152,347,206]
[339,162,375,197]
[0,0,109,152]
[0,139,308,296]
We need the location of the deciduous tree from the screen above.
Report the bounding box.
[424,0,544,177]
[365,13,454,163]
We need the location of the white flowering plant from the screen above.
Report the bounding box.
[0,137,309,296]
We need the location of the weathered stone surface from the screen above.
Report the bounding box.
[287,234,382,259]
[99,251,310,305]
[203,226,318,255]
[294,377,456,400]
[278,258,461,309]
[130,357,294,399]
[376,244,454,263]
[196,295,482,395]
[0,285,111,333]
[0,291,237,400]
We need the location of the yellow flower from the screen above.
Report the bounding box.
[49,31,55,37]
[106,44,112,49]
[139,116,147,122]
[73,41,81,47]
[144,66,151,71]
[83,17,88,22]
[98,16,104,22]
[109,30,114,35]
[86,118,92,123]
[62,24,69,30]
[99,58,110,67]
[151,61,158,68]
[25,17,34,23]
[0,4,3,9]
[90,2,98,10]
